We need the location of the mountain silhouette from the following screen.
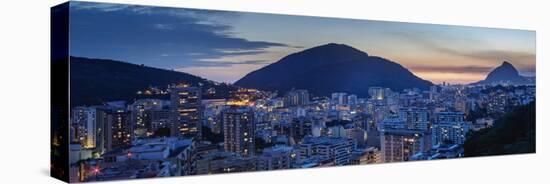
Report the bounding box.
[234,43,432,97]
[69,56,236,106]
[472,61,532,85]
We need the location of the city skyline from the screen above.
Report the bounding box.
[69,1,535,84]
[51,2,537,183]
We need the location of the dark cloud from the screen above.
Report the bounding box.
[410,65,493,74]
[430,46,535,65]
[389,30,535,66]
[184,60,272,68]
[69,2,290,69]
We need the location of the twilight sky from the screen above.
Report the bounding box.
[69,1,536,84]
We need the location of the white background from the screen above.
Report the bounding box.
[0,0,548,183]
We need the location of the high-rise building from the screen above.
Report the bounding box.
[150,108,172,133]
[429,85,439,101]
[170,84,202,139]
[96,107,132,152]
[130,104,150,138]
[222,107,255,157]
[432,111,470,146]
[71,107,97,148]
[202,99,227,134]
[129,99,165,138]
[378,118,430,162]
[345,126,367,148]
[397,107,430,131]
[368,87,386,100]
[331,92,348,105]
[380,129,430,162]
[285,89,310,107]
[347,94,358,106]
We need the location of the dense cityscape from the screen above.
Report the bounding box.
[52,2,536,182]
[67,81,535,182]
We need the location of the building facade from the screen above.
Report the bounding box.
[170,84,202,139]
[432,111,470,146]
[222,107,256,157]
[298,136,356,165]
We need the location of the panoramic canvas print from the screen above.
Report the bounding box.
[51,1,536,183]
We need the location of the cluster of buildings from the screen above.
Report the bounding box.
[69,82,535,182]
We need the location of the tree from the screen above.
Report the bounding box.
[466,107,488,122]
[464,101,535,157]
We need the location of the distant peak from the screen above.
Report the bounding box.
[305,43,368,56]
[480,60,525,83]
[317,43,353,49]
[323,43,346,47]
[495,61,518,72]
[501,61,513,67]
